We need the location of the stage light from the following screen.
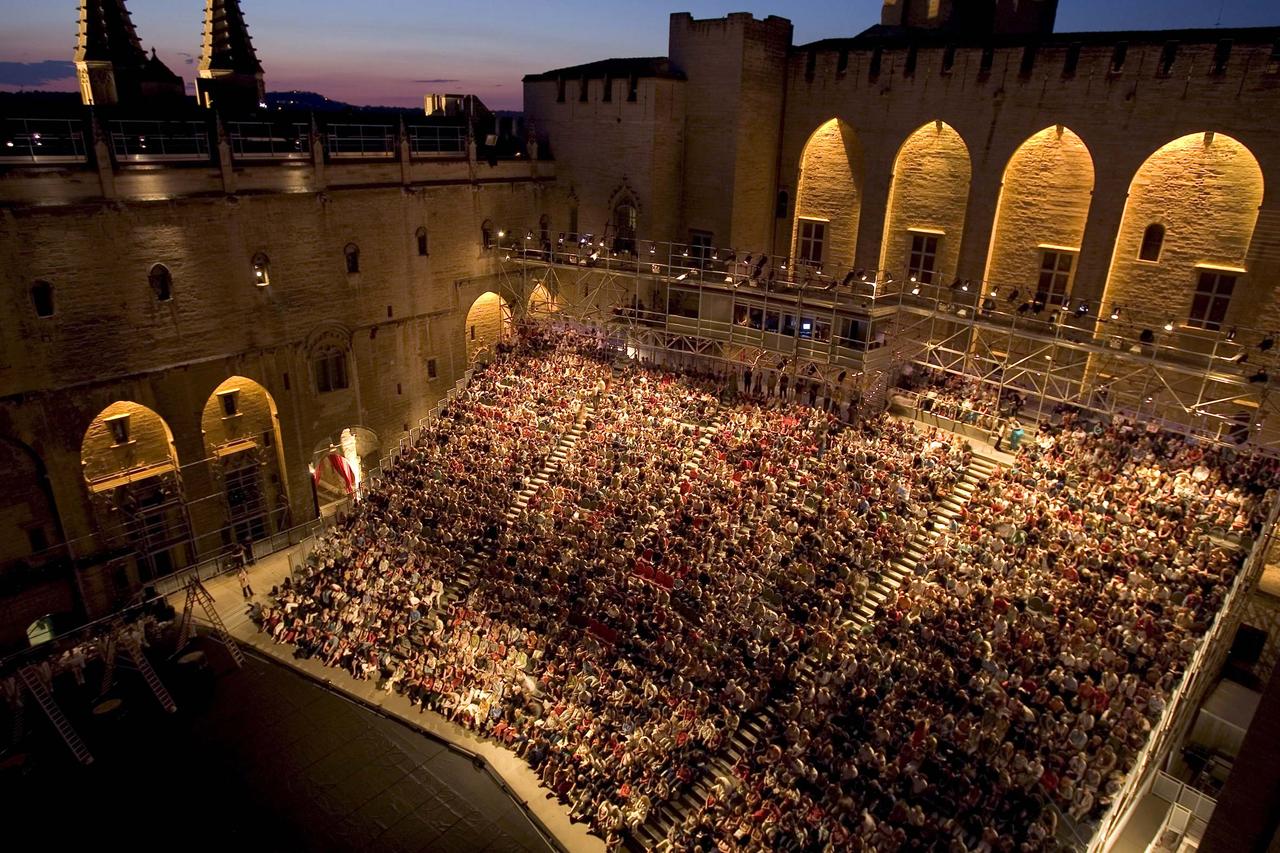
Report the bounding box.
[649,243,657,254]
[1075,301,1089,316]
[676,272,688,281]
[1164,320,1174,332]
[1226,326,1237,341]
[525,231,533,241]
[961,281,969,292]
[1110,306,1120,320]
[909,275,917,283]
[497,229,505,239]
[911,286,920,296]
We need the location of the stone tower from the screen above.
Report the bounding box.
[75,0,148,106]
[196,0,266,113]
[880,0,1058,36]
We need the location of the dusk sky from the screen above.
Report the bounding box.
[0,0,1276,111]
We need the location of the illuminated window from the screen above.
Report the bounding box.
[1188,271,1235,331]
[908,233,939,284]
[105,413,130,445]
[415,227,429,256]
[1036,249,1076,306]
[252,252,270,287]
[1138,224,1165,262]
[218,389,240,417]
[797,218,826,267]
[149,264,173,301]
[313,351,349,393]
[344,242,360,274]
[31,280,55,317]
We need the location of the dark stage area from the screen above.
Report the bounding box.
[4,645,555,853]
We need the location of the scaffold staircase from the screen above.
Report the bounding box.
[176,578,245,668]
[17,665,93,765]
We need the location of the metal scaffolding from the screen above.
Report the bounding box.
[486,231,1280,454]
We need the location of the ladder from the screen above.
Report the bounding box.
[97,633,117,697]
[120,642,177,713]
[17,666,93,765]
[176,579,245,669]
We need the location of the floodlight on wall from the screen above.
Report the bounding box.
[675,272,688,281]
[649,243,657,254]
[1110,306,1121,321]
[497,229,505,239]
[1164,320,1175,332]
[525,231,533,240]
[1226,326,1236,341]
[1076,301,1089,316]
[911,285,920,296]
[961,281,970,292]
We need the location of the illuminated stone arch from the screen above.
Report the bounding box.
[201,376,290,543]
[879,120,972,283]
[791,118,864,271]
[1099,131,1263,330]
[528,282,559,318]
[465,290,513,364]
[984,125,1095,304]
[81,401,191,579]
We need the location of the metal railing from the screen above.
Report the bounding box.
[408,125,466,156]
[226,121,311,159]
[109,119,211,162]
[0,117,87,163]
[325,123,397,158]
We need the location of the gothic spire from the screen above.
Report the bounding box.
[76,0,146,66]
[199,0,264,76]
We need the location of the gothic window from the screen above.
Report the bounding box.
[149,264,173,301]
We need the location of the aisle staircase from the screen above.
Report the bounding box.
[631,448,1000,849]
[437,400,595,612]
[848,451,998,629]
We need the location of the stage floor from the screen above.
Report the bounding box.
[190,548,604,853]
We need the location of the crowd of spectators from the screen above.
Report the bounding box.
[255,328,1275,852]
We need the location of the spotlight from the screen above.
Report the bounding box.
[1076,301,1089,316]
[1110,306,1120,321]
[1164,320,1174,332]
[676,272,688,281]
[859,270,868,282]
[911,285,920,296]
[590,251,599,261]
[525,231,533,241]
[497,229,505,239]
[682,249,689,257]
[558,232,565,245]
[910,275,918,283]
[961,281,970,292]
[1226,326,1237,342]
[649,243,657,254]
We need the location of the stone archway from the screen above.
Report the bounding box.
[465,290,514,364]
[791,118,864,271]
[201,376,290,545]
[879,120,972,284]
[81,401,192,581]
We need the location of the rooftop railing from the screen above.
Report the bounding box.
[109,119,211,162]
[408,125,466,156]
[0,117,87,163]
[226,121,311,159]
[326,123,397,158]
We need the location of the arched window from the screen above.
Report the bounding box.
[313,349,349,393]
[344,242,360,274]
[252,252,270,287]
[481,219,495,249]
[539,214,551,247]
[148,264,173,301]
[612,201,637,254]
[31,280,54,317]
[415,227,429,257]
[1138,223,1165,262]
